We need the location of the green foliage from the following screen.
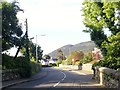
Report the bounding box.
[20,40,43,61]
[65,58,72,65]
[56,60,62,67]
[2,54,32,78]
[101,32,120,70]
[18,59,31,78]
[81,52,93,64]
[56,49,66,61]
[90,30,107,48]
[61,60,66,65]
[2,1,23,51]
[66,51,84,65]
[82,1,120,70]
[30,61,41,75]
[82,1,120,48]
[44,54,51,59]
[92,32,120,70]
[75,61,82,65]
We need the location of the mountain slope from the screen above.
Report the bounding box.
[48,41,96,58]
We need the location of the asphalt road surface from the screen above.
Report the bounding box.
[6,67,102,89]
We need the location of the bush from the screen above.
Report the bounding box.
[16,57,31,78]
[66,51,84,65]
[56,60,62,67]
[101,32,120,70]
[65,59,72,65]
[75,61,82,65]
[81,52,93,64]
[61,60,66,65]
[2,54,32,78]
[2,54,18,69]
[30,61,41,75]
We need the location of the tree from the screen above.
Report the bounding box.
[37,45,43,60]
[20,40,43,62]
[56,49,66,61]
[67,51,84,65]
[44,54,51,60]
[101,32,120,70]
[82,1,120,70]
[2,1,23,52]
[82,1,120,48]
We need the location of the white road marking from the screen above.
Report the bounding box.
[53,71,66,87]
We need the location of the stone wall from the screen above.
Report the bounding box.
[59,64,82,70]
[82,63,93,72]
[2,69,21,82]
[94,67,120,88]
[59,64,93,72]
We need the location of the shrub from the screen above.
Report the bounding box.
[81,52,93,64]
[30,61,41,75]
[2,54,32,78]
[56,60,62,67]
[75,61,82,65]
[65,58,72,65]
[17,57,32,78]
[100,32,120,70]
[2,54,18,69]
[61,60,66,65]
[66,51,84,65]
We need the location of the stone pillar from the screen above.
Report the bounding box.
[99,67,107,85]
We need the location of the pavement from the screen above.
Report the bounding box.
[1,67,103,89]
[2,69,48,89]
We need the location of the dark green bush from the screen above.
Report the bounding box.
[2,54,32,78]
[17,57,31,78]
[2,54,17,69]
[30,61,41,75]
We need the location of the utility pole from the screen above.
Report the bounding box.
[36,35,38,61]
[25,18,30,61]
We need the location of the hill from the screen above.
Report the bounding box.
[48,41,96,58]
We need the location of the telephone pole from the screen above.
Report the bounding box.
[25,18,30,61]
[36,35,38,61]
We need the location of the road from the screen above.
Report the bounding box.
[7,67,102,88]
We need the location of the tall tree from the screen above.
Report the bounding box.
[44,54,51,60]
[2,1,23,52]
[82,1,120,48]
[20,40,43,62]
[56,49,66,61]
[82,1,120,70]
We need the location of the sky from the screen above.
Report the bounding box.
[6,0,91,55]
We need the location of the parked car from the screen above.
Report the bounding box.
[40,59,49,66]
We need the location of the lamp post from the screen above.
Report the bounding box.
[35,34,46,61]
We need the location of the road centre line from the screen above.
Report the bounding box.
[53,71,66,87]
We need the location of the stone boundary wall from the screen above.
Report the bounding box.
[94,67,120,88]
[2,69,21,82]
[82,63,93,72]
[59,64,82,70]
[59,64,92,72]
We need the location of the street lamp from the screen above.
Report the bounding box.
[35,34,46,61]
